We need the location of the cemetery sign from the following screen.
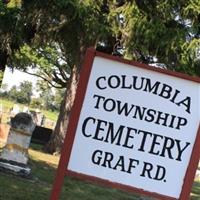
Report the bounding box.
[50,48,200,200]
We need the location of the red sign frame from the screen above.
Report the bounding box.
[50,48,200,200]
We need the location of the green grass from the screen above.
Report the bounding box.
[0,144,199,200]
[0,98,16,110]
[191,181,200,200]
[0,98,58,122]
[42,109,58,122]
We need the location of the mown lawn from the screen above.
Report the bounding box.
[0,98,58,122]
[0,144,199,200]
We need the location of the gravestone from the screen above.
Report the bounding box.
[0,112,35,175]
[10,104,20,118]
[30,109,45,126]
[31,126,52,145]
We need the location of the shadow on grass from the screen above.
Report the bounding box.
[0,157,56,200]
[0,147,199,200]
[0,157,140,200]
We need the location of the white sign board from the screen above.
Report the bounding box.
[51,49,200,200]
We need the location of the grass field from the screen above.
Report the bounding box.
[0,98,58,127]
[0,98,58,121]
[0,144,199,200]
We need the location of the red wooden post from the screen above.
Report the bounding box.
[50,48,96,200]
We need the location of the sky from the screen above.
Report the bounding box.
[1,67,39,96]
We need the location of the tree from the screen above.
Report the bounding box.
[0,0,28,85]
[31,79,65,111]
[17,81,33,104]
[8,81,32,104]
[7,0,116,153]
[0,0,199,153]
[54,89,66,111]
[121,0,200,76]
[0,70,4,86]
[0,83,8,97]
[30,98,42,109]
[8,85,18,101]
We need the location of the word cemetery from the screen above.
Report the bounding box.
[50,49,200,200]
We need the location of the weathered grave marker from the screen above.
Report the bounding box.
[50,48,200,200]
[0,112,35,175]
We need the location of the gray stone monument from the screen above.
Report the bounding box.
[0,112,35,175]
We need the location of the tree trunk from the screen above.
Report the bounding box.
[0,50,8,86]
[0,50,8,71]
[44,36,89,154]
[44,65,79,154]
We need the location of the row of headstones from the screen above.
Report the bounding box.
[0,112,35,176]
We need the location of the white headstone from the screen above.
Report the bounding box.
[0,112,35,175]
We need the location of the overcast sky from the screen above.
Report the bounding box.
[1,67,38,96]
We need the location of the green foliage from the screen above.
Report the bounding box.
[119,1,200,75]
[7,0,22,8]
[0,0,200,152]
[0,70,4,86]
[0,83,8,97]
[0,0,199,81]
[180,38,200,75]
[8,0,116,91]
[14,44,69,88]
[2,0,198,94]
[8,85,18,101]
[30,98,42,109]
[8,81,33,104]
[54,88,65,110]
[35,79,64,111]
[18,81,33,104]
[0,1,22,53]
[16,0,111,63]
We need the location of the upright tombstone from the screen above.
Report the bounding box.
[0,112,35,175]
